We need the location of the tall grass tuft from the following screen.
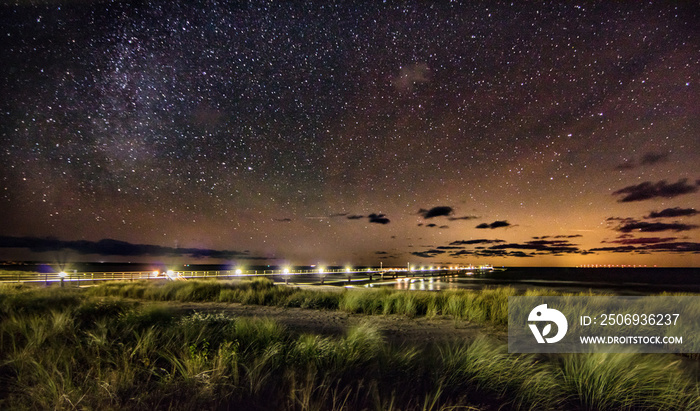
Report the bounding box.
[438,337,563,410]
[283,289,341,310]
[559,352,699,410]
[0,286,82,317]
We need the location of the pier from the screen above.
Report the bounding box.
[0,265,495,286]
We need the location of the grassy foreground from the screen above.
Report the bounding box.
[84,277,581,324]
[0,281,697,410]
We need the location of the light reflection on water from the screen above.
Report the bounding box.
[392,275,469,291]
[367,267,700,295]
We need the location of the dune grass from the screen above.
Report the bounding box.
[86,279,523,326]
[85,279,611,327]
[1,282,698,410]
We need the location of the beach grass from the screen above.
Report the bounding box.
[1,281,698,410]
[86,279,522,326]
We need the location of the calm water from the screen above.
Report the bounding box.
[376,267,700,295]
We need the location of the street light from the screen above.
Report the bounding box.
[318,266,326,284]
[283,267,291,285]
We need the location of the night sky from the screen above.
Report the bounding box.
[1,1,698,267]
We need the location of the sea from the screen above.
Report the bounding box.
[380,267,700,295]
[4,262,699,295]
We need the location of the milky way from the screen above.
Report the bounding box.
[1,1,698,266]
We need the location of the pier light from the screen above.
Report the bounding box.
[345,266,351,273]
[235,268,243,275]
[152,270,159,277]
[283,267,290,274]
[318,267,325,274]
[58,271,67,278]
[166,270,176,280]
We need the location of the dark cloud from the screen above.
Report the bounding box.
[426,223,438,228]
[488,240,581,255]
[476,220,511,229]
[442,238,580,257]
[612,178,699,202]
[450,239,506,245]
[449,250,473,257]
[375,251,389,255]
[0,236,262,260]
[615,152,669,170]
[605,237,677,245]
[346,215,364,220]
[409,249,446,258]
[640,152,669,166]
[439,225,449,229]
[615,162,636,170]
[418,206,453,219]
[507,251,533,258]
[590,242,700,254]
[436,246,465,250]
[449,249,534,258]
[274,218,292,222]
[448,215,479,221]
[588,245,638,253]
[615,221,698,233]
[646,242,700,253]
[368,213,390,224]
[606,217,635,222]
[645,207,698,219]
[533,234,583,239]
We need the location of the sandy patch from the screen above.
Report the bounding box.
[170,301,507,346]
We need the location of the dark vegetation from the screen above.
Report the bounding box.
[0,280,697,410]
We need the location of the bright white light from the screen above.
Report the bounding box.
[58,271,67,278]
[283,268,290,274]
[318,267,325,274]
[152,270,159,276]
[345,266,351,273]
[166,270,176,279]
[235,269,243,275]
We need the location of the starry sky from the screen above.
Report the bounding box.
[1,1,698,267]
